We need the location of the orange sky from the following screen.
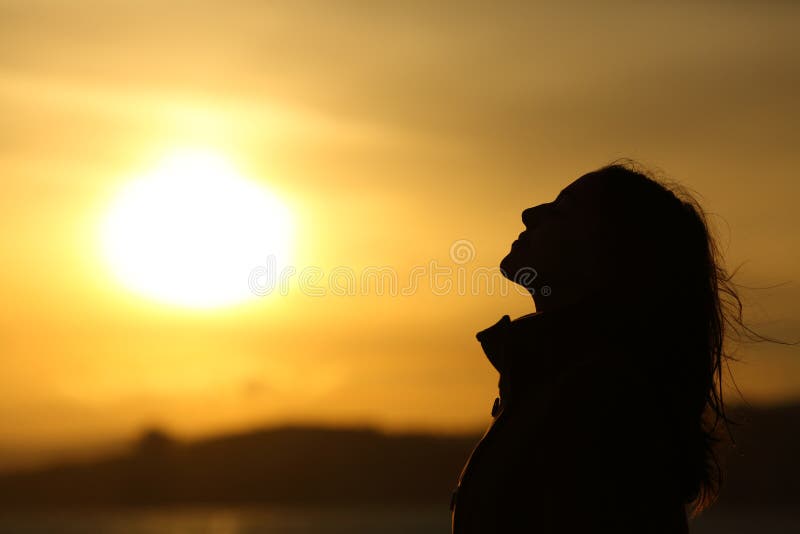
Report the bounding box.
[1,1,798,467]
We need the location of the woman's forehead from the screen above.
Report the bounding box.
[560,172,607,199]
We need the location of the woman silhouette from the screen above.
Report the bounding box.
[451,163,739,533]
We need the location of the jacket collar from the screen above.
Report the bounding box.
[475,300,614,404]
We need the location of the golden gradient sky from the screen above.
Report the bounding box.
[1,1,798,467]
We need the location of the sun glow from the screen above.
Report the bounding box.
[101,149,293,309]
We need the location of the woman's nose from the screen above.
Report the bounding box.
[522,205,542,228]
[522,203,555,228]
[522,206,534,226]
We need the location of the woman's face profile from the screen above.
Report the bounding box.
[500,173,612,306]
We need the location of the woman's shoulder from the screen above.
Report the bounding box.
[545,348,659,435]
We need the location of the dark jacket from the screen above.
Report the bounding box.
[450,305,690,533]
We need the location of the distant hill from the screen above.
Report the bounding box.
[0,426,478,509]
[0,403,798,510]
[716,403,800,508]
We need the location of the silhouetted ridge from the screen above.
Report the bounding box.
[0,405,797,510]
[0,425,478,509]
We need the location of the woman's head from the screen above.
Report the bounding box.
[503,162,739,513]
[502,164,708,312]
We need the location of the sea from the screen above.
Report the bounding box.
[0,505,798,534]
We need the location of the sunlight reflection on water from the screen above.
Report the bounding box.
[0,506,451,534]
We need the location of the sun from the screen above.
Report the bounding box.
[101,149,293,309]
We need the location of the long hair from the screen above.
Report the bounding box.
[582,160,776,515]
